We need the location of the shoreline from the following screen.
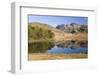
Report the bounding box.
[28,53,87,61]
[28,33,87,43]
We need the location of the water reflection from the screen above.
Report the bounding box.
[28,41,54,53]
[56,40,87,49]
[28,40,88,54]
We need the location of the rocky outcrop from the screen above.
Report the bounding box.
[56,23,88,33]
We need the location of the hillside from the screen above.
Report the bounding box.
[29,22,65,33]
[28,22,88,42]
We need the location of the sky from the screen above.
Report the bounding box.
[28,15,88,27]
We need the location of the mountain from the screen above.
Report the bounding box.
[56,23,88,33]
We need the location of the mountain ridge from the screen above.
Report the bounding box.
[28,22,88,42]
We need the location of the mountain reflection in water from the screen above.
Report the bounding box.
[28,40,88,54]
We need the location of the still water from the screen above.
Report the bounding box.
[28,40,88,54]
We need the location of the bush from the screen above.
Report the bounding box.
[28,25,54,40]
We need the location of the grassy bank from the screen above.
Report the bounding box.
[28,39,54,43]
[28,33,88,43]
[53,33,88,42]
[28,53,87,61]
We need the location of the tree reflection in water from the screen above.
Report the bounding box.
[28,41,54,53]
[28,40,88,53]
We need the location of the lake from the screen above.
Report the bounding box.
[28,40,88,54]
